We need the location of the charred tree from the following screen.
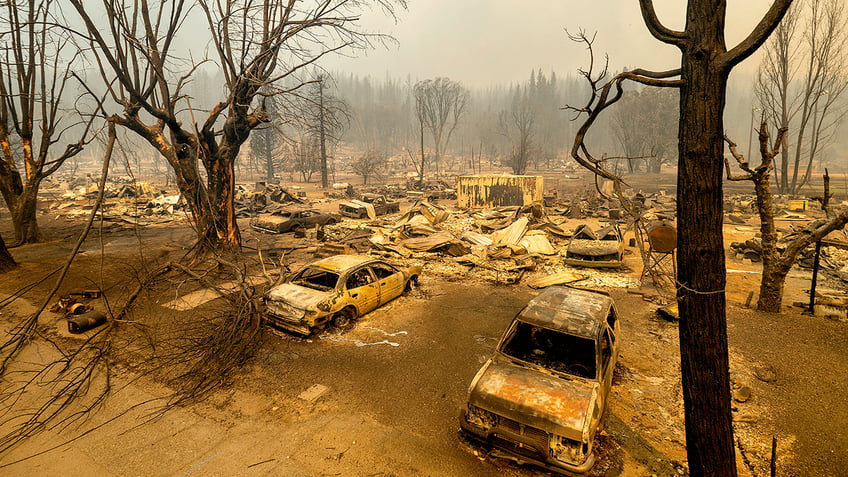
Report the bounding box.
[249,99,285,183]
[0,0,96,245]
[413,78,468,179]
[726,128,848,312]
[500,84,534,175]
[568,1,793,474]
[71,0,400,250]
[303,75,349,189]
[0,233,14,272]
[352,149,387,185]
[756,0,848,195]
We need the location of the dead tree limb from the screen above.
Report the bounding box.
[0,122,115,374]
[566,31,680,295]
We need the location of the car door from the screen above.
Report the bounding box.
[370,263,405,305]
[287,211,305,231]
[344,267,380,315]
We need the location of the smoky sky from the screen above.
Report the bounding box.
[327,0,774,86]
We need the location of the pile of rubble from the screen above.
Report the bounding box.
[42,180,312,224]
[307,200,640,289]
[234,182,306,218]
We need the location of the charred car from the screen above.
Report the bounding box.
[339,193,401,219]
[564,224,624,268]
[406,179,457,201]
[459,286,619,475]
[250,208,340,233]
[263,255,422,335]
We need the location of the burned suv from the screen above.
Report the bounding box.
[459,286,619,475]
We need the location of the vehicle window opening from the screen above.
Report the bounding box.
[292,267,339,291]
[601,329,612,370]
[372,264,396,279]
[606,309,617,329]
[500,322,597,379]
[347,269,374,289]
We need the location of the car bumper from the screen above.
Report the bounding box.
[563,257,623,269]
[263,311,312,335]
[251,223,284,234]
[459,409,595,476]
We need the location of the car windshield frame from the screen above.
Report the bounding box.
[498,319,598,380]
[290,266,340,292]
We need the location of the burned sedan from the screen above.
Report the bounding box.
[459,286,619,475]
[263,255,422,335]
[564,224,624,268]
[250,208,340,234]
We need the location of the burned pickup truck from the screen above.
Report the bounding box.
[339,193,401,219]
[564,224,624,268]
[460,286,619,475]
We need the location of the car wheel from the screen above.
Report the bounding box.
[332,307,357,330]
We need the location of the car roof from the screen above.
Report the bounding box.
[311,254,376,272]
[516,286,614,338]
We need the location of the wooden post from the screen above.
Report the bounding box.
[809,241,822,314]
[770,435,777,477]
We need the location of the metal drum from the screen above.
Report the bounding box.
[647,222,677,253]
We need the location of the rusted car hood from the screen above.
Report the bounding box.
[469,355,597,442]
[266,283,330,310]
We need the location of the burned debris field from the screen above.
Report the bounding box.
[1,170,847,476]
[3,1,848,476]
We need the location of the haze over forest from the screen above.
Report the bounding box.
[69,0,848,183]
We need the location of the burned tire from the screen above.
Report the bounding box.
[332,307,357,330]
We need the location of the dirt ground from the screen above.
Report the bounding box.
[0,189,847,476]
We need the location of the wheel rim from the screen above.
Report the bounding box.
[334,309,354,328]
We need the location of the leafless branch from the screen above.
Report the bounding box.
[722,0,795,70]
[638,0,686,46]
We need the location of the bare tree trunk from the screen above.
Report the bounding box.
[10,186,41,243]
[759,264,791,311]
[265,137,274,183]
[319,82,329,189]
[0,233,15,272]
[0,155,43,244]
[418,121,425,183]
[754,162,784,312]
[204,143,241,248]
[676,6,735,475]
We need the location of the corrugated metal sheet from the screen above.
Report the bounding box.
[520,232,556,255]
[457,175,544,208]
